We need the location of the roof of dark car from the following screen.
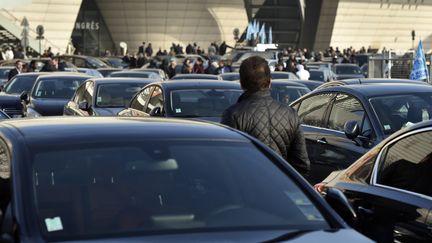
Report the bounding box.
[317,83,432,97]
[271,80,310,88]
[172,74,219,78]
[0,117,248,143]
[157,80,241,89]
[90,77,155,84]
[36,73,91,80]
[334,64,359,67]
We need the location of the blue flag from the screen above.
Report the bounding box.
[246,22,252,41]
[410,40,429,81]
[268,26,272,44]
[259,23,266,44]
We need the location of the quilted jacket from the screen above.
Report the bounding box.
[221,89,310,176]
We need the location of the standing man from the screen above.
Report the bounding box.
[221,56,310,176]
[8,60,23,80]
[138,42,145,54]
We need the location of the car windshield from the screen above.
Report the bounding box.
[87,57,108,68]
[271,85,310,104]
[309,71,325,82]
[370,93,432,135]
[0,69,10,79]
[335,66,362,75]
[271,72,298,80]
[33,78,86,99]
[4,76,37,94]
[170,89,242,117]
[30,140,328,241]
[96,83,144,107]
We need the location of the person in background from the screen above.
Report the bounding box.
[167,58,177,79]
[40,57,59,72]
[221,56,310,177]
[145,43,153,57]
[216,60,232,74]
[296,64,310,80]
[193,57,205,74]
[275,62,285,72]
[8,60,23,80]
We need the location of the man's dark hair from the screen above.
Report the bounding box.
[239,56,270,92]
[15,60,22,65]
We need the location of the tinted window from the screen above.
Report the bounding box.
[271,85,310,104]
[370,94,432,135]
[170,89,242,117]
[130,86,153,111]
[74,58,86,68]
[297,94,333,127]
[146,86,164,113]
[33,78,86,99]
[97,83,143,107]
[377,130,432,197]
[4,76,38,94]
[31,141,327,241]
[0,69,10,79]
[309,71,324,82]
[327,94,365,132]
[334,66,362,75]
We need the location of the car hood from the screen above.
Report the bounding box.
[31,98,69,116]
[190,116,221,123]
[56,229,371,243]
[93,107,126,116]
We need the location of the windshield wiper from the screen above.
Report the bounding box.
[262,229,314,243]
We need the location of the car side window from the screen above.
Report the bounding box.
[130,86,153,111]
[146,86,164,114]
[297,93,333,127]
[377,130,432,197]
[327,94,367,132]
[74,58,85,68]
[73,85,86,103]
[76,81,94,104]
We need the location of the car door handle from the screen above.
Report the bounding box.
[316,138,327,144]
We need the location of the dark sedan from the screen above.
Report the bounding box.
[132,68,168,80]
[118,80,242,122]
[96,67,122,77]
[317,78,429,90]
[64,78,155,116]
[318,120,432,242]
[170,74,220,80]
[271,80,311,104]
[275,79,323,91]
[20,73,91,117]
[0,66,11,85]
[332,64,365,80]
[109,71,161,80]
[59,55,109,69]
[0,117,371,242]
[271,71,299,80]
[219,72,240,81]
[291,84,432,184]
[0,72,49,117]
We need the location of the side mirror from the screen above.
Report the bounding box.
[149,107,163,117]
[325,188,357,226]
[344,120,360,140]
[19,91,29,103]
[78,101,90,111]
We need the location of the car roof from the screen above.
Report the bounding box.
[317,83,432,97]
[111,71,153,74]
[271,80,309,88]
[89,77,155,84]
[173,74,217,78]
[334,64,359,67]
[0,117,248,143]
[36,73,91,79]
[156,80,241,89]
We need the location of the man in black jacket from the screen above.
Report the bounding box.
[8,60,23,80]
[221,56,310,176]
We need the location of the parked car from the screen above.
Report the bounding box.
[276,79,323,91]
[271,80,311,104]
[171,74,220,80]
[118,80,243,122]
[76,68,104,78]
[109,71,161,80]
[64,78,155,116]
[305,62,333,70]
[0,58,78,72]
[0,110,10,119]
[271,71,299,80]
[309,69,337,82]
[316,78,429,90]
[134,68,168,80]
[290,83,432,184]
[228,51,279,72]
[219,72,240,81]
[332,64,365,80]
[318,120,432,242]
[0,116,371,242]
[0,72,50,117]
[58,55,109,69]
[20,73,91,117]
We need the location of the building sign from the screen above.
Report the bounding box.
[75,21,100,31]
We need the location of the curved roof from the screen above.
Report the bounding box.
[90,77,156,85]
[158,80,242,89]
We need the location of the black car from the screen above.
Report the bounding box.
[59,55,109,69]
[100,56,129,68]
[291,84,432,184]
[109,71,161,80]
[64,78,155,116]
[316,78,429,90]
[0,117,371,242]
[332,64,365,80]
[271,71,299,80]
[320,120,432,242]
[118,80,243,122]
[276,79,323,91]
[0,72,50,117]
[0,66,11,85]
[171,74,220,80]
[96,67,123,77]
[132,68,168,80]
[271,80,311,104]
[21,73,91,117]
[219,72,240,81]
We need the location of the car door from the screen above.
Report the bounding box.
[313,93,375,183]
[118,85,154,117]
[146,86,164,116]
[338,128,432,242]
[294,93,334,183]
[64,81,94,116]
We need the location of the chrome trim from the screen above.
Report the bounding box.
[370,127,432,192]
